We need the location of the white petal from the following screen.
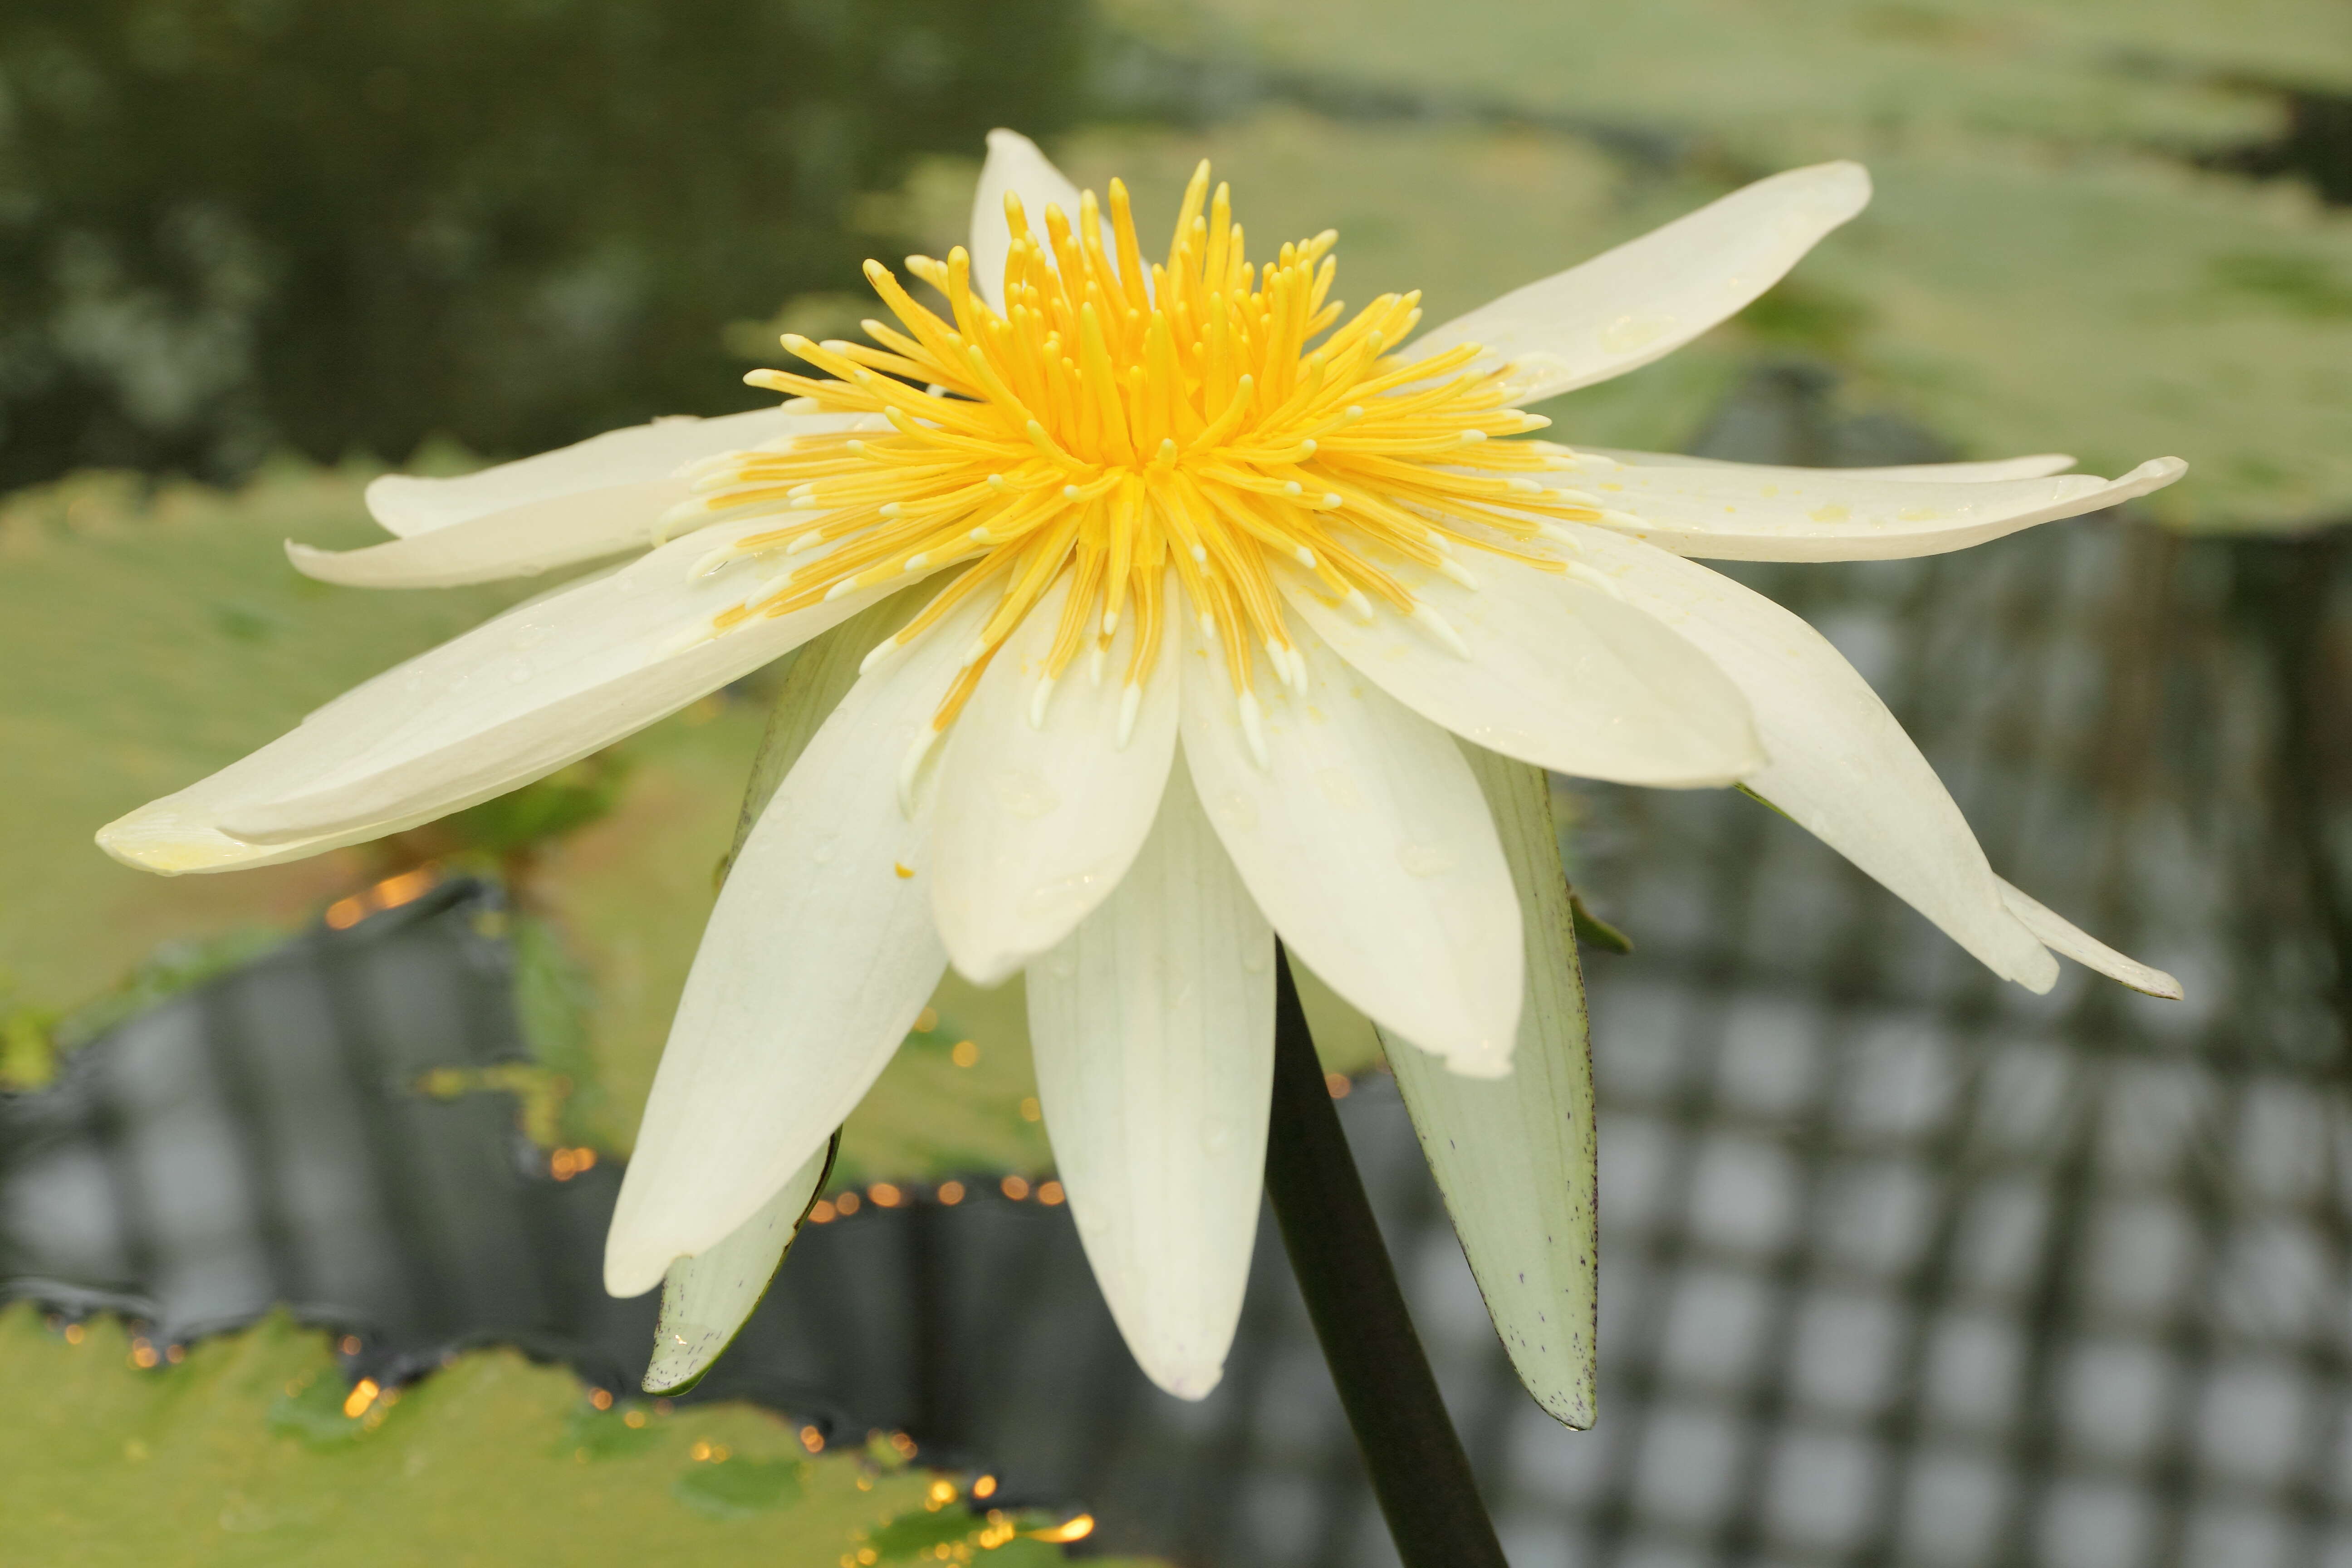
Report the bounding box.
[1559,524,2058,990]
[362,407,854,539]
[931,575,1179,985]
[1997,879,2183,1000]
[1179,617,1521,1073]
[1382,747,1597,1427]
[968,129,1113,313]
[601,590,990,1297]
[1544,457,2185,561]
[1412,162,1871,403]
[97,532,907,873]
[641,1136,833,1393]
[1283,557,1761,788]
[1026,759,1274,1399]
[308,410,880,587]
[1575,447,2080,483]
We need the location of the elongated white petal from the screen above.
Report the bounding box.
[642,1136,833,1393]
[1284,557,1761,788]
[931,576,1179,985]
[1027,760,1274,1399]
[1559,524,2058,989]
[1413,162,1871,403]
[309,410,881,587]
[602,592,990,1297]
[1179,618,1521,1073]
[1545,456,2184,561]
[98,532,906,873]
[1382,746,1597,1428]
[970,129,1104,313]
[1575,447,2080,483]
[363,407,851,539]
[1997,879,2182,1000]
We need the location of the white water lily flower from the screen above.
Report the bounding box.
[98,131,2185,1402]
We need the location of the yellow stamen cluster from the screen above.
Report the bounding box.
[673,162,1600,750]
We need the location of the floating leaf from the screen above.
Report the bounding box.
[0,1306,1153,1566]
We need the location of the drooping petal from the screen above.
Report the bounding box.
[1575,447,2080,483]
[931,576,1179,985]
[1179,617,1522,1074]
[1539,457,2185,561]
[359,407,857,540]
[1026,758,1274,1399]
[1997,879,2183,1000]
[970,129,1102,314]
[97,531,908,874]
[1283,556,1761,788]
[1411,162,1871,404]
[1381,746,1597,1429]
[601,590,990,1298]
[1558,523,2058,990]
[641,1136,834,1394]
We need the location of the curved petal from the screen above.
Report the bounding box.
[1411,162,1871,404]
[1557,523,2058,990]
[1997,879,2182,1000]
[601,590,990,1297]
[931,575,1180,985]
[1539,457,2185,561]
[364,407,839,538]
[1179,616,1522,1073]
[1382,747,1597,1428]
[641,1134,834,1393]
[1283,556,1761,787]
[307,410,878,587]
[970,129,1100,313]
[1027,758,1274,1399]
[1575,447,2080,483]
[98,532,911,873]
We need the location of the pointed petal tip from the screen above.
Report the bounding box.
[1142,1356,1226,1402]
[602,1237,671,1301]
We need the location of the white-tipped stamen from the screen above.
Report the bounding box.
[1565,561,1631,602]
[1029,674,1056,730]
[1345,588,1376,622]
[897,727,941,815]
[1438,557,1479,590]
[1237,690,1270,769]
[858,635,903,676]
[1116,683,1142,749]
[1410,603,1471,657]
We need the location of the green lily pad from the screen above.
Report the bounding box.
[0,1306,1156,1568]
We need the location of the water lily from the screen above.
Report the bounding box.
[98,132,2183,1401]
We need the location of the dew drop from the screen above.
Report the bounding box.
[810,832,838,867]
[1400,842,1457,877]
[1217,792,1259,832]
[1202,1121,1236,1154]
[1240,947,1269,975]
[1018,873,1099,925]
[993,769,1059,819]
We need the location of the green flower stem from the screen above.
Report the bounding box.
[1263,947,1509,1568]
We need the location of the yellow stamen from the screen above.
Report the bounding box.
[700,163,1598,749]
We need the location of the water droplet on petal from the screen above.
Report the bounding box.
[1018,873,1099,925]
[993,769,1059,819]
[1399,842,1457,877]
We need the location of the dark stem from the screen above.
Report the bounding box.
[1262,946,1509,1568]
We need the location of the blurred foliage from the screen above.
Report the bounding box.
[1090,0,2352,528]
[0,0,1087,489]
[0,1305,1141,1567]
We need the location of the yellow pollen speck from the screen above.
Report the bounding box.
[894,862,914,879]
[715,162,1590,742]
[1811,504,1851,523]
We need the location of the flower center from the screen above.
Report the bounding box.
[673,162,1600,758]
